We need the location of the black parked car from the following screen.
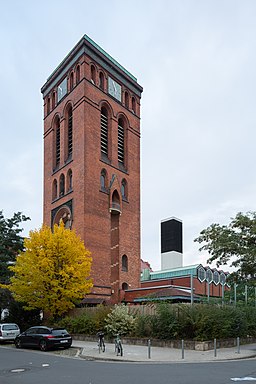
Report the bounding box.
[14,326,72,351]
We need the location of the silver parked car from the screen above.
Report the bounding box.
[0,323,20,342]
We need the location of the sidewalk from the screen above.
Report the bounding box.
[72,339,256,363]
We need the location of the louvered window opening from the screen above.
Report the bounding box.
[56,126,60,166]
[68,110,73,157]
[101,112,108,155]
[118,123,124,163]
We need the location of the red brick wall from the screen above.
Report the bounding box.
[43,50,142,304]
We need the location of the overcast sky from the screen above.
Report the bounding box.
[1,0,256,271]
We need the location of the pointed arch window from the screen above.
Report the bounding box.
[101,107,108,157]
[122,255,128,272]
[118,118,125,164]
[59,174,65,197]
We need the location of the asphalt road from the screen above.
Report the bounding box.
[1,345,256,384]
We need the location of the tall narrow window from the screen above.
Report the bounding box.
[132,97,136,114]
[118,118,124,164]
[47,97,50,114]
[76,65,80,83]
[67,108,73,159]
[100,169,107,190]
[124,91,129,108]
[101,107,108,157]
[55,119,60,168]
[122,255,128,272]
[99,72,104,90]
[52,92,56,109]
[121,179,127,199]
[59,174,65,197]
[91,65,96,84]
[67,169,72,191]
[70,72,74,90]
[52,179,57,200]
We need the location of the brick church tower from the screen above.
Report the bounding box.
[41,35,143,304]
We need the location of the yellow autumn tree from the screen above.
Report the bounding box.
[9,222,93,318]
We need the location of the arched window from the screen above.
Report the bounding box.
[76,65,80,83]
[52,92,56,109]
[122,255,128,272]
[54,117,61,169]
[110,190,121,214]
[131,97,136,114]
[70,72,74,90]
[59,174,65,197]
[91,64,96,84]
[124,91,129,108]
[101,107,108,157]
[47,97,51,114]
[122,282,129,290]
[99,72,104,90]
[53,206,72,229]
[118,118,125,164]
[67,169,72,191]
[67,107,73,159]
[52,179,57,200]
[100,169,107,190]
[121,179,127,199]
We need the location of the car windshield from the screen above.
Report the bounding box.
[2,324,19,331]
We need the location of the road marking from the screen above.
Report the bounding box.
[231,378,256,381]
[42,364,49,367]
[11,369,25,373]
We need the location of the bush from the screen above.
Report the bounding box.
[53,302,256,341]
[105,304,136,337]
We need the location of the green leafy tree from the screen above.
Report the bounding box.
[194,212,256,282]
[0,210,30,315]
[9,222,93,318]
[105,304,136,337]
[0,210,30,284]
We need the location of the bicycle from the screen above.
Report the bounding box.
[114,334,123,356]
[97,331,105,353]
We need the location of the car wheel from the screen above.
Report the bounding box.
[39,339,48,352]
[15,339,22,349]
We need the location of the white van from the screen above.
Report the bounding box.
[0,323,20,342]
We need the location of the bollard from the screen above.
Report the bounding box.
[181,339,184,359]
[237,337,240,354]
[214,338,217,357]
[148,339,151,359]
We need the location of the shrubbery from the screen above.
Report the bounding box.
[54,303,256,341]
